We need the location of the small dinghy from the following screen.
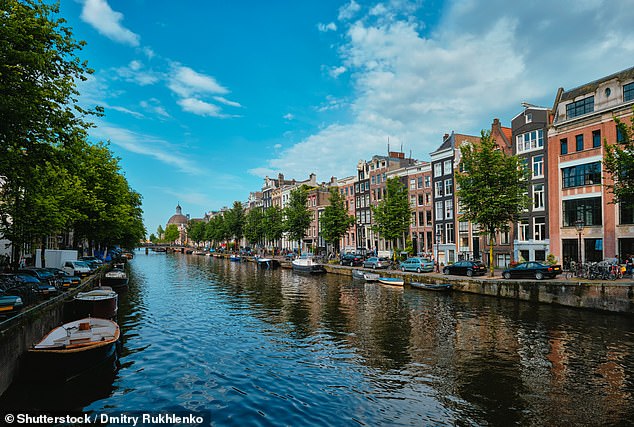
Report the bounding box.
[74,287,118,319]
[378,277,404,286]
[352,269,380,282]
[409,282,453,292]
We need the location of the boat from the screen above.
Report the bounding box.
[102,267,128,292]
[378,277,404,286]
[229,254,241,262]
[291,255,326,274]
[409,282,453,292]
[256,257,280,269]
[74,287,118,319]
[24,318,120,382]
[351,269,380,282]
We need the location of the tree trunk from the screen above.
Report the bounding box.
[41,236,47,268]
[489,230,495,277]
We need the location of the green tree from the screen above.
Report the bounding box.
[372,177,411,259]
[157,225,165,241]
[225,201,245,250]
[164,224,180,243]
[263,205,285,250]
[149,233,157,243]
[244,208,265,247]
[187,220,206,246]
[206,214,228,247]
[284,186,312,254]
[604,113,634,208]
[320,188,354,255]
[456,130,529,276]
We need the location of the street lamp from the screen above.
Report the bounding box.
[435,234,441,272]
[574,219,585,271]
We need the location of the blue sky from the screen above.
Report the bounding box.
[59,0,634,237]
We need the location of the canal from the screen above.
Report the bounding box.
[2,251,634,425]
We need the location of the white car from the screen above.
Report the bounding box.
[63,260,91,277]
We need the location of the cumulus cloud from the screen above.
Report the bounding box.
[329,65,347,78]
[252,0,634,181]
[283,113,295,120]
[80,0,140,46]
[318,22,337,32]
[177,98,224,117]
[168,65,229,98]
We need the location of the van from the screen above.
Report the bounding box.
[400,257,434,273]
[63,260,91,277]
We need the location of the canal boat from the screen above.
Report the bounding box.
[292,255,326,274]
[256,257,280,269]
[102,267,128,293]
[74,287,118,319]
[25,318,120,382]
[351,269,380,282]
[378,277,404,286]
[409,282,452,292]
[229,254,241,262]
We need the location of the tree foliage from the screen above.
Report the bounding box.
[164,224,180,243]
[263,205,284,247]
[225,201,245,249]
[372,177,410,256]
[456,130,529,276]
[604,113,634,208]
[284,186,312,252]
[320,187,354,254]
[187,220,206,246]
[244,208,264,246]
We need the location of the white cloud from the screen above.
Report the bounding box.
[90,122,204,175]
[140,98,171,118]
[80,0,140,46]
[168,65,229,98]
[177,98,224,117]
[213,96,242,108]
[283,113,295,120]
[318,22,337,32]
[113,60,161,86]
[329,65,347,78]
[253,0,634,181]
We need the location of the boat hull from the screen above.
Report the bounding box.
[378,277,404,286]
[256,258,280,269]
[74,289,118,320]
[352,269,379,281]
[409,282,452,291]
[292,264,326,274]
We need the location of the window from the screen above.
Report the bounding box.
[435,224,444,244]
[371,176,376,185]
[418,211,425,227]
[562,197,602,226]
[446,223,455,244]
[500,230,510,245]
[435,201,443,220]
[435,181,443,198]
[434,163,442,177]
[417,176,423,188]
[566,96,594,118]
[592,130,601,148]
[365,181,370,191]
[418,194,424,206]
[410,179,416,190]
[617,125,625,143]
[519,220,529,241]
[516,129,544,153]
[533,184,544,210]
[355,183,360,193]
[562,162,601,188]
[576,134,584,151]
[525,112,532,123]
[560,138,568,155]
[445,199,454,220]
[444,160,452,175]
[534,217,546,241]
[519,158,529,180]
[624,82,634,102]
[532,155,544,178]
[410,195,416,208]
[425,176,431,187]
[411,212,416,226]
[444,179,453,196]
[426,211,432,225]
[365,194,369,207]
[425,193,431,204]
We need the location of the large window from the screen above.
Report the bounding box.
[566,96,594,119]
[444,160,452,175]
[435,181,443,198]
[534,217,546,241]
[445,199,454,220]
[560,138,568,155]
[620,199,634,224]
[533,184,544,210]
[592,130,601,148]
[624,82,634,102]
[562,197,602,227]
[532,155,544,178]
[516,129,544,153]
[562,162,601,188]
[576,134,584,151]
[444,179,453,196]
[446,223,455,244]
[435,201,443,220]
[434,163,442,177]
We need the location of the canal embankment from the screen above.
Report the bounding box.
[0,275,98,397]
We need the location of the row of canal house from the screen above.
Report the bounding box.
[241,66,634,266]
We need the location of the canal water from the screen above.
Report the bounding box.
[2,251,634,426]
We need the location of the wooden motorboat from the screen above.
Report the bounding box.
[256,258,280,269]
[102,268,128,292]
[292,255,326,274]
[378,277,404,286]
[25,318,120,382]
[351,269,379,282]
[409,282,453,291]
[74,287,118,319]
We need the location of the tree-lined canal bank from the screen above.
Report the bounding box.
[2,251,633,425]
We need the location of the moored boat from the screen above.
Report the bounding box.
[256,258,280,269]
[351,269,380,282]
[292,255,326,274]
[74,287,118,319]
[24,318,120,382]
[102,268,128,292]
[229,254,241,262]
[378,277,404,286]
[409,282,453,291]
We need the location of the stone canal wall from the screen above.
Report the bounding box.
[319,264,634,314]
[0,277,96,397]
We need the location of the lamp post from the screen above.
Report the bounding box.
[435,234,441,273]
[574,219,584,273]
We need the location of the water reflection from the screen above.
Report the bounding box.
[2,252,633,426]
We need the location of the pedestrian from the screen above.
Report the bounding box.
[626,255,634,277]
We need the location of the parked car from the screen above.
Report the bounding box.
[63,260,91,277]
[502,262,562,280]
[340,253,363,266]
[363,257,390,269]
[43,268,82,288]
[0,274,38,306]
[0,291,24,318]
[79,256,104,266]
[443,260,487,277]
[15,274,58,299]
[400,257,434,273]
[18,268,58,286]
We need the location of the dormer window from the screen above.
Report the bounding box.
[624,82,634,102]
[525,113,532,123]
[566,96,594,119]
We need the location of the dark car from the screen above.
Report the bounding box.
[503,262,562,280]
[363,257,390,269]
[340,253,363,266]
[0,274,38,306]
[443,260,487,277]
[43,268,82,288]
[15,274,58,299]
[18,268,58,286]
[0,291,24,318]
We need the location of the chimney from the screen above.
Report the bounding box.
[278,173,284,182]
[443,133,449,140]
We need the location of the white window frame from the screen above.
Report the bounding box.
[533,184,544,210]
[532,155,544,179]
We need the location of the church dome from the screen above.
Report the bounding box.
[167,204,188,225]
